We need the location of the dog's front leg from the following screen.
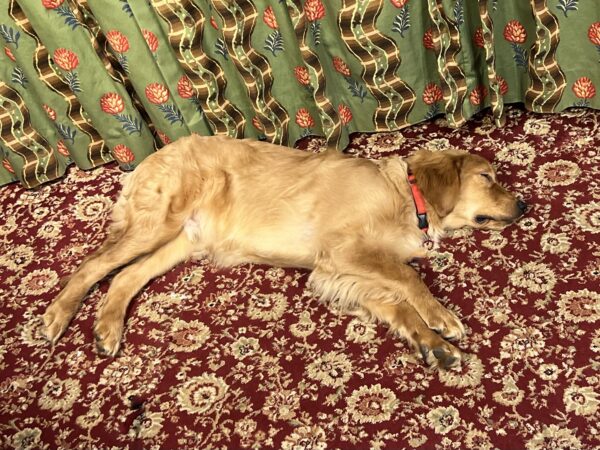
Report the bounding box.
[310,261,462,369]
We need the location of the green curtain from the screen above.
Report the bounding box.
[1,0,598,188]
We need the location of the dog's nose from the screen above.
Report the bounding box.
[517,199,528,213]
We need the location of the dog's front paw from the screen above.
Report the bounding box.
[94,312,124,357]
[419,340,462,370]
[42,303,73,344]
[424,308,466,341]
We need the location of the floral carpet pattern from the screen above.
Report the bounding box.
[1,105,599,449]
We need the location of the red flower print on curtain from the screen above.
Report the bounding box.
[294,66,312,93]
[42,104,56,121]
[473,27,485,48]
[2,159,14,174]
[42,0,81,29]
[469,85,488,107]
[588,22,600,60]
[143,29,159,53]
[105,30,130,72]
[112,144,135,168]
[4,46,15,61]
[332,56,367,103]
[145,82,184,125]
[99,92,142,134]
[572,77,596,107]
[390,0,410,38]
[423,29,435,50]
[338,104,353,126]
[176,75,202,112]
[154,130,170,145]
[497,76,509,96]
[53,48,81,93]
[422,83,443,119]
[504,20,528,69]
[263,6,284,56]
[296,108,315,137]
[304,0,325,46]
[56,140,70,158]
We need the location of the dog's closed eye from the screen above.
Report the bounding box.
[480,173,492,182]
[475,215,491,224]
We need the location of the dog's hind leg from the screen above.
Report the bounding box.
[93,231,194,356]
[42,178,185,344]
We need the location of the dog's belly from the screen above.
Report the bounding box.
[184,213,317,269]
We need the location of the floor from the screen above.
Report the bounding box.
[1,105,599,449]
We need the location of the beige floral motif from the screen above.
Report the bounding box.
[290,311,315,338]
[573,201,600,233]
[563,385,599,416]
[509,262,556,293]
[424,138,451,152]
[247,292,288,321]
[482,232,507,250]
[281,425,327,450]
[169,319,210,352]
[347,384,398,424]
[99,355,143,386]
[537,160,581,187]
[540,232,571,254]
[38,376,81,412]
[306,351,353,388]
[538,363,560,381]
[230,336,260,360]
[426,405,460,435]
[557,289,599,323]
[177,373,228,414]
[10,427,42,450]
[76,407,103,430]
[496,142,535,165]
[430,251,454,272]
[591,329,600,353]
[523,118,551,135]
[234,418,257,439]
[74,194,112,222]
[345,318,377,343]
[464,428,493,450]
[20,268,59,295]
[262,389,300,421]
[438,354,483,388]
[492,375,524,406]
[129,411,164,438]
[500,327,545,360]
[0,215,18,234]
[366,132,405,152]
[525,425,582,450]
[37,220,62,239]
[0,244,34,271]
[137,293,181,322]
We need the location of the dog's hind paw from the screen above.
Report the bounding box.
[93,315,124,357]
[41,304,72,344]
[424,308,466,341]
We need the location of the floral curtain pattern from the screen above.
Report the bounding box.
[0,0,598,188]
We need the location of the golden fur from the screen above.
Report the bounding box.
[42,135,525,369]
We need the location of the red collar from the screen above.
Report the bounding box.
[407,170,429,233]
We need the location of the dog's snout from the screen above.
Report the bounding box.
[517,199,527,213]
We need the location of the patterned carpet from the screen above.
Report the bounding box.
[1,105,599,450]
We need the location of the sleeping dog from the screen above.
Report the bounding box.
[42,135,526,369]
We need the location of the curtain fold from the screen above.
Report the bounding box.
[1,0,598,188]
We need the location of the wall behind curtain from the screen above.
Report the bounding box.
[0,0,598,188]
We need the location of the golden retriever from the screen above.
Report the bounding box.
[42,135,526,369]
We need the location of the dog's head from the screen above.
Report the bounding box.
[407,149,527,231]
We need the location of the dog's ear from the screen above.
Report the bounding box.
[408,150,465,217]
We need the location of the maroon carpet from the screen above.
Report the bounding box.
[1,106,599,449]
